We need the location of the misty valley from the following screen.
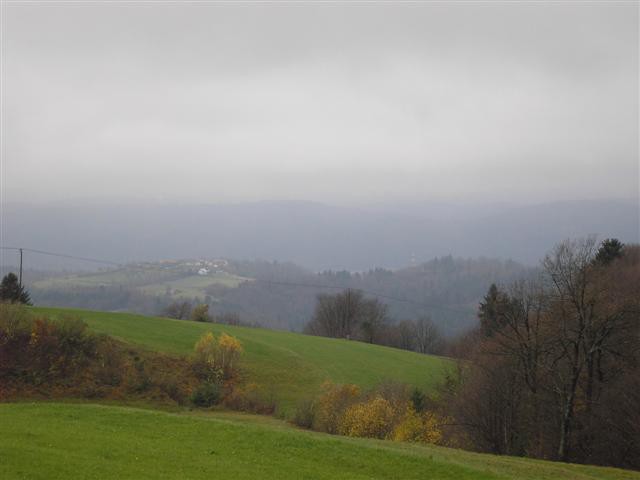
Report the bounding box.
[1,1,638,479]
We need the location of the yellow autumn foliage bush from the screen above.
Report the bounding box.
[313,382,361,434]
[194,332,217,366]
[292,380,445,445]
[393,406,442,444]
[193,331,243,381]
[217,333,243,378]
[339,395,395,439]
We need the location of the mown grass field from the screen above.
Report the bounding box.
[1,403,637,480]
[31,307,451,413]
[139,272,248,298]
[32,268,179,289]
[33,269,248,300]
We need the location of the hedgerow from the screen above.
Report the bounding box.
[293,381,443,445]
[0,304,252,411]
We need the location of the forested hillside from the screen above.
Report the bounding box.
[26,256,530,336]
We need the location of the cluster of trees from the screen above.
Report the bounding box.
[214,256,528,334]
[383,317,443,354]
[304,289,387,342]
[162,301,251,327]
[304,289,443,354]
[293,381,442,444]
[441,238,639,469]
[0,273,31,305]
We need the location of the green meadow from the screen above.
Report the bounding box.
[32,269,248,300]
[138,272,248,298]
[4,308,639,479]
[2,403,637,480]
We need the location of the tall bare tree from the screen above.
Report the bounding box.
[414,316,442,354]
[305,289,388,341]
[543,237,608,460]
[445,239,640,467]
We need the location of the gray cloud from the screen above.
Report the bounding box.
[3,2,638,205]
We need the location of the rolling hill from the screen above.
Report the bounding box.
[32,307,452,413]
[5,307,639,479]
[32,260,249,300]
[27,255,529,335]
[2,403,637,480]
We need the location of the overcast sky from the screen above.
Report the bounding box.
[2,2,638,206]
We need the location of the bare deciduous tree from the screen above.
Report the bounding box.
[163,301,192,320]
[414,316,442,354]
[443,239,640,468]
[305,289,388,342]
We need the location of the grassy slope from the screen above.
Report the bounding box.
[33,270,247,299]
[32,269,172,289]
[2,403,637,480]
[139,273,248,297]
[32,307,451,413]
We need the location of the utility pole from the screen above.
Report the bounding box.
[19,248,23,288]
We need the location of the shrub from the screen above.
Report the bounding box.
[24,315,98,383]
[127,356,153,393]
[163,301,192,320]
[191,304,210,322]
[216,333,243,379]
[291,381,445,445]
[313,382,361,434]
[374,381,411,421]
[56,316,97,361]
[93,338,124,387]
[223,383,275,414]
[191,381,222,407]
[193,332,222,382]
[339,396,395,439]
[410,388,426,413]
[194,332,216,363]
[393,406,442,444]
[0,302,31,338]
[193,331,243,381]
[292,399,316,429]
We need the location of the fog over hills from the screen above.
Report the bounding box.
[3,198,637,271]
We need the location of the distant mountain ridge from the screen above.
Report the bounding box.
[2,198,637,271]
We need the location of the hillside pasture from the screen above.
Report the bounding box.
[139,272,249,298]
[32,267,249,301]
[32,307,452,413]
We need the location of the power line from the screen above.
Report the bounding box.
[0,246,122,267]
